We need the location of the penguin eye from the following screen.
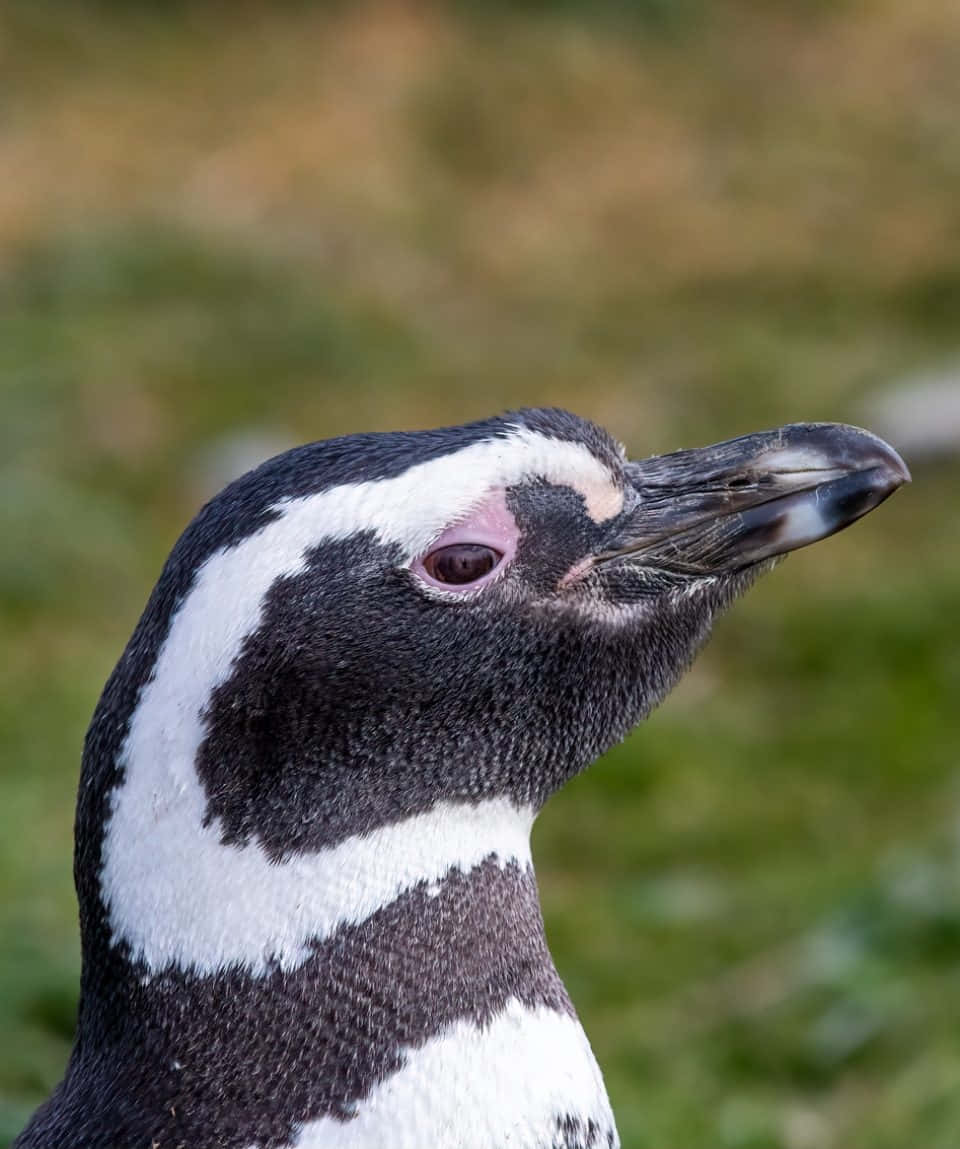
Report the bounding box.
[411,491,518,593]
[422,544,502,586]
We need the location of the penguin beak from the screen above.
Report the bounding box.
[603,423,910,575]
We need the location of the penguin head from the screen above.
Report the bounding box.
[25,404,905,1149]
[147,408,907,859]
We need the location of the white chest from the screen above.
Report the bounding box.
[283,1000,618,1149]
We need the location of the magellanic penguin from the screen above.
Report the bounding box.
[17,409,908,1149]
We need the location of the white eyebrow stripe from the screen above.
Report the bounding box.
[100,428,619,974]
[273,427,623,557]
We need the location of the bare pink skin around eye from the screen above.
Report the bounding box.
[411,489,521,591]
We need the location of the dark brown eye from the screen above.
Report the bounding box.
[423,543,502,585]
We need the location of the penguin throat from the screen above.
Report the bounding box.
[100,789,536,977]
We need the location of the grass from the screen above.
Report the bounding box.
[1,2,959,1146]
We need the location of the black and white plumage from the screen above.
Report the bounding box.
[17,408,908,1149]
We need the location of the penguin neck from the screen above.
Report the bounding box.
[52,840,615,1149]
[87,802,563,1029]
[66,799,583,1145]
[97,783,541,977]
[45,790,601,1149]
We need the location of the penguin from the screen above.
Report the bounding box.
[16,408,908,1149]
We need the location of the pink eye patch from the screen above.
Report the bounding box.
[412,490,520,591]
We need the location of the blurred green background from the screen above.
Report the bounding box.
[1,2,958,1146]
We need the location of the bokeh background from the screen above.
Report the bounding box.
[1,2,959,1146]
